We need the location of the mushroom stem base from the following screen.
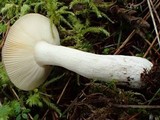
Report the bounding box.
[35,41,153,88]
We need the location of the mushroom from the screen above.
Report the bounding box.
[2,13,153,91]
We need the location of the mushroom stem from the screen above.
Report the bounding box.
[35,41,153,88]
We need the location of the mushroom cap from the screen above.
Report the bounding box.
[2,13,60,90]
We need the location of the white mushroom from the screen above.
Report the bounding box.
[2,13,153,91]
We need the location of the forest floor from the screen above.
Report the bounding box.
[0,0,160,120]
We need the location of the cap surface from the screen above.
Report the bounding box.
[2,13,60,90]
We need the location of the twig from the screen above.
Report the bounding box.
[10,88,33,120]
[41,109,49,120]
[0,22,10,49]
[114,30,136,54]
[149,0,160,24]
[56,77,71,104]
[128,0,146,8]
[112,104,160,109]
[10,87,20,100]
[144,38,160,58]
[148,88,160,105]
[143,31,160,57]
[147,0,160,47]
[114,0,159,55]
[128,112,140,120]
[143,1,160,57]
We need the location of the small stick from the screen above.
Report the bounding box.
[143,31,160,57]
[147,0,160,47]
[112,104,160,109]
[149,0,160,24]
[56,77,71,104]
[0,22,10,49]
[114,30,136,54]
[114,0,159,55]
[10,88,33,120]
